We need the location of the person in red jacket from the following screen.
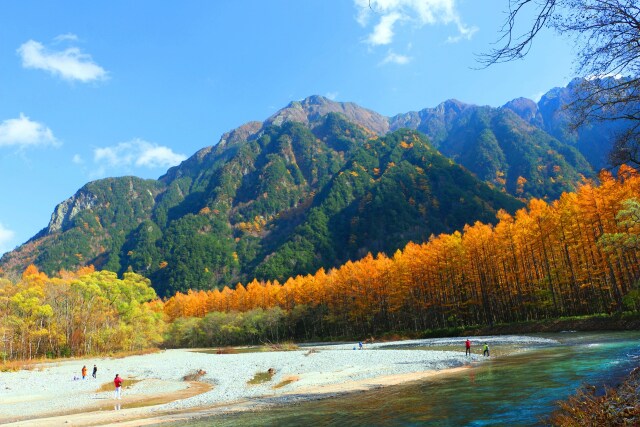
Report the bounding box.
[465,339,471,356]
[81,365,87,379]
[114,374,123,399]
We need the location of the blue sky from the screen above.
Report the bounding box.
[0,0,578,256]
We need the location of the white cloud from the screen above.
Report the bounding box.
[380,51,412,65]
[17,37,107,82]
[0,114,59,148]
[53,33,79,43]
[325,91,339,100]
[354,0,476,46]
[446,20,478,43]
[136,145,187,168]
[72,154,84,164]
[369,12,403,45]
[0,222,16,256]
[531,91,545,102]
[93,138,187,171]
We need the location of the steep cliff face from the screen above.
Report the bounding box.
[46,191,99,234]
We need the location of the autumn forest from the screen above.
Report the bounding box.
[2,166,639,359]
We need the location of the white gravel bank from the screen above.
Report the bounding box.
[0,335,558,423]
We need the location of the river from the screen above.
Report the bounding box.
[178,331,640,426]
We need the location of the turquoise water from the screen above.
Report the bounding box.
[177,332,640,426]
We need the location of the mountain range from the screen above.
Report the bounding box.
[0,79,622,296]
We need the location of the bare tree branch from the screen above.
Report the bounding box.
[483,0,640,167]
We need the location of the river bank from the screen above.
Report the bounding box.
[400,312,640,340]
[0,335,555,426]
[176,331,639,427]
[550,365,640,425]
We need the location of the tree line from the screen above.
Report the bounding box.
[0,266,163,361]
[2,166,639,354]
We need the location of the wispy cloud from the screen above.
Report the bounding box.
[93,139,187,176]
[17,35,107,82]
[53,33,79,43]
[325,91,339,100]
[446,21,478,43]
[354,0,477,46]
[531,91,545,102]
[0,114,59,148]
[380,51,412,65]
[0,222,16,256]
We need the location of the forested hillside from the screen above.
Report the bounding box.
[162,167,640,344]
[390,100,593,199]
[0,115,521,296]
[1,84,626,296]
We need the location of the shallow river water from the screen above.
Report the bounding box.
[180,331,640,426]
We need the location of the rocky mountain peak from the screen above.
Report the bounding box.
[502,97,543,127]
[265,95,390,135]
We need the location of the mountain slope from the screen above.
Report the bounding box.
[505,77,634,171]
[389,100,594,200]
[0,113,522,296]
[3,85,624,295]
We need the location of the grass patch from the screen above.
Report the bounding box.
[195,346,266,355]
[266,341,299,351]
[248,369,275,385]
[215,347,239,354]
[273,376,298,389]
[183,369,207,381]
[0,359,40,372]
[96,378,141,392]
[109,348,160,359]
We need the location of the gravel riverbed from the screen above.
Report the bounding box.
[0,335,557,424]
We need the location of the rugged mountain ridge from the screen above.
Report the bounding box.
[1,114,521,296]
[388,100,593,199]
[1,81,623,295]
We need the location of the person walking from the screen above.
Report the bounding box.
[92,365,97,379]
[483,343,490,357]
[114,374,123,399]
[81,365,87,379]
[465,339,471,356]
